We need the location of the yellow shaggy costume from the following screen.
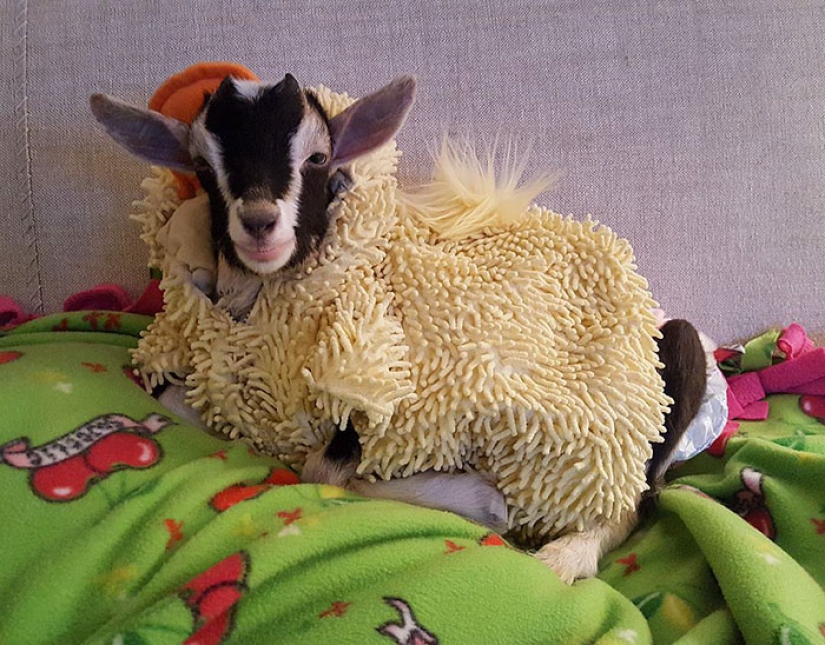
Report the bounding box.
[132,86,670,544]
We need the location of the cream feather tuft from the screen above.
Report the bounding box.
[401,136,559,239]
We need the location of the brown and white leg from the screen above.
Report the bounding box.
[534,503,639,584]
[301,424,362,487]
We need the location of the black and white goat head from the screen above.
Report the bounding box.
[90,73,416,317]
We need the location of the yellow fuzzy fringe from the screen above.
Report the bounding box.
[131,85,669,544]
[401,137,557,239]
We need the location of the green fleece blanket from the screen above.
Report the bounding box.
[1,313,823,644]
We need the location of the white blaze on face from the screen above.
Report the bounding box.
[290,102,331,173]
[190,83,332,275]
[190,113,233,207]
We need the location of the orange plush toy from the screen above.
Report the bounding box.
[148,62,259,199]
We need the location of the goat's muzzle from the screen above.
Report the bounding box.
[240,203,280,240]
[231,200,296,272]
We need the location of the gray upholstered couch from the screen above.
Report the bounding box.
[1,1,823,342]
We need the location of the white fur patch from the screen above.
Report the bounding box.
[232,79,264,101]
[290,104,331,168]
[350,471,508,533]
[302,437,508,532]
[190,115,234,210]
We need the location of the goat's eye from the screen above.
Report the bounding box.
[306,152,328,166]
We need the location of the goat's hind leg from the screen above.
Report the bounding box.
[646,318,708,486]
[537,319,707,583]
[534,506,639,584]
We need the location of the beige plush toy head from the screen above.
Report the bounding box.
[131,83,669,546]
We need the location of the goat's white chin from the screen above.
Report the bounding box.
[236,237,296,274]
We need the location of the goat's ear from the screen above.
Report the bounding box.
[90,93,194,171]
[329,75,416,167]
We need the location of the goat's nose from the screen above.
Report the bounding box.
[241,205,279,238]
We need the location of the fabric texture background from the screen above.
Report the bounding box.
[0,1,823,341]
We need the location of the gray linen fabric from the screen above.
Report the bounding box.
[1,0,823,341]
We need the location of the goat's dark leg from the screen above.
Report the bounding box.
[646,318,708,487]
[537,318,709,583]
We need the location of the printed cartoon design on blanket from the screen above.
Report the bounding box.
[377,598,439,645]
[210,467,300,512]
[767,603,825,645]
[800,395,825,423]
[729,467,776,540]
[631,590,699,630]
[122,364,146,388]
[180,551,249,645]
[0,350,23,365]
[0,413,171,502]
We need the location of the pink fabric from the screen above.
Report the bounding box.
[786,377,825,396]
[124,280,164,316]
[727,372,766,408]
[777,323,814,360]
[727,387,745,419]
[0,296,35,329]
[738,401,770,421]
[1,280,164,330]
[63,283,132,312]
[722,323,824,427]
[758,348,825,394]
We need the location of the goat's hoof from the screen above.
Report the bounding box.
[468,473,508,533]
[534,534,600,584]
[429,469,508,533]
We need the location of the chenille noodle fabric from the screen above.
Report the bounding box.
[131,86,669,543]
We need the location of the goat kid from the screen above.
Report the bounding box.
[92,73,507,529]
[91,74,706,583]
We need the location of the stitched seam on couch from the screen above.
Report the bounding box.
[12,0,44,315]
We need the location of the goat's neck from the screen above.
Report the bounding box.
[215,254,263,322]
